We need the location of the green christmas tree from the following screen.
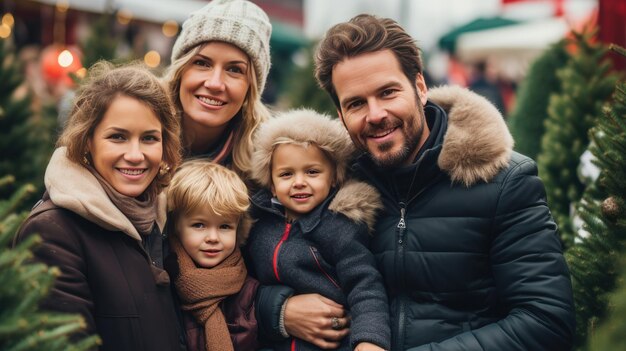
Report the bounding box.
[0,39,56,209]
[507,39,569,160]
[283,43,337,117]
[80,12,118,70]
[566,44,626,349]
[0,175,100,350]
[537,28,618,249]
[590,258,626,351]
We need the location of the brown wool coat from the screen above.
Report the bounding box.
[14,148,183,351]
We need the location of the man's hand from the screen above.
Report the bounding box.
[354,342,385,351]
[284,293,350,349]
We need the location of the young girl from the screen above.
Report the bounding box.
[246,109,390,351]
[14,61,183,350]
[165,160,258,351]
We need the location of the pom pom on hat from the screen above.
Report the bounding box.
[171,0,272,94]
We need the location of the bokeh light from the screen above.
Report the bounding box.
[2,13,15,27]
[58,49,74,68]
[75,67,87,79]
[56,0,69,13]
[144,50,161,68]
[0,23,10,39]
[162,20,178,37]
[117,9,133,25]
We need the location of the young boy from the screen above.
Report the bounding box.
[246,109,390,351]
[165,160,258,351]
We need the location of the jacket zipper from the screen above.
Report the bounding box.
[309,246,341,289]
[394,203,407,351]
[272,222,292,282]
[392,174,444,349]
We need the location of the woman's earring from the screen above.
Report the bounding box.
[159,162,171,177]
[82,152,90,166]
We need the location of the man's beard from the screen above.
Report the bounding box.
[367,101,425,168]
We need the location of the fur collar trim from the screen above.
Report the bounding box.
[428,86,514,186]
[45,147,167,241]
[250,108,355,189]
[328,180,382,233]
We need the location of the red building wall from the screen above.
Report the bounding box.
[599,0,626,71]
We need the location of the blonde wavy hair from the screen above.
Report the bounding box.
[167,159,252,244]
[163,44,270,178]
[58,61,182,196]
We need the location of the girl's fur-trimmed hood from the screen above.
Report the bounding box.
[428,85,514,186]
[250,108,356,188]
[328,179,382,233]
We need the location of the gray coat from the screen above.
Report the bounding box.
[246,180,390,350]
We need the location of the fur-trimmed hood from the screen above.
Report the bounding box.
[250,108,355,188]
[328,179,382,233]
[251,178,382,233]
[45,147,167,241]
[428,85,514,186]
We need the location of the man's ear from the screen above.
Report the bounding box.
[337,109,348,129]
[415,73,428,106]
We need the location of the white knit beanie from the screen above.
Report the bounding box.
[171,0,272,94]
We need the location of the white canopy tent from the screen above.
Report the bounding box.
[29,0,208,23]
[455,17,571,80]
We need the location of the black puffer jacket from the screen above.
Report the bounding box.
[354,86,575,350]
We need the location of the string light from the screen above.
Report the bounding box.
[56,0,69,13]
[144,50,161,68]
[2,13,15,27]
[0,23,10,39]
[58,49,74,67]
[162,20,178,37]
[117,9,133,25]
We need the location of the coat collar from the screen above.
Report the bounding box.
[45,147,167,241]
[429,85,513,186]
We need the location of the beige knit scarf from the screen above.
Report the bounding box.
[170,235,247,351]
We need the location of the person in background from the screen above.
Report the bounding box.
[246,109,390,351]
[163,0,272,179]
[14,61,184,351]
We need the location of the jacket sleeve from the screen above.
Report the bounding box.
[321,218,391,350]
[14,208,97,341]
[407,159,575,351]
[254,284,294,342]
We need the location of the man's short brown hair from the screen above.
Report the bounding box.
[314,14,423,109]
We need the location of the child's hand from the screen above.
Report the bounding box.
[354,342,385,351]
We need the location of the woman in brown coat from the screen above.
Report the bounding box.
[14,62,183,351]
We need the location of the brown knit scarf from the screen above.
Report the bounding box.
[170,235,247,351]
[87,165,158,236]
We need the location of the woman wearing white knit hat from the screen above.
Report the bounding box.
[164,0,272,179]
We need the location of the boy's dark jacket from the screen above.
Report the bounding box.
[247,179,390,351]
